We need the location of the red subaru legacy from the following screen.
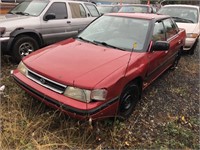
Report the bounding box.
[13,13,186,120]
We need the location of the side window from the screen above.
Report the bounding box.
[149,7,153,13]
[46,2,67,19]
[163,18,177,39]
[171,19,179,33]
[152,21,165,42]
[112,6,120,12]
[84,3,100,17]
[69,3,86,18]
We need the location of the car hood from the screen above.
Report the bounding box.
[0,14,36,28]
[177,23,200,34]
[23,39,141,89]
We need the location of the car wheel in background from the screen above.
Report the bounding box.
[12,35,39,63]
[188,38,199,55]
[118,81,140,119]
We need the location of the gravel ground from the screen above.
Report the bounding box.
[1,40,199,149]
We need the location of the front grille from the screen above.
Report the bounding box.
[27,69,67,94]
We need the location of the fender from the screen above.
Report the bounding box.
[7,28,44,52]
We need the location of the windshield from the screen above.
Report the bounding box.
[78,15,150,52]
[158,7,198,23]
[9,0,49,16]
[119,5,148,13]
[97,6,113,14]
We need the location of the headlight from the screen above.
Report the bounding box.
[17,61,28,76]
[63,86,107,103]
[0,27,6,35]
[64,86,91,103]
[91,89,107,101]
[187,33,199,38]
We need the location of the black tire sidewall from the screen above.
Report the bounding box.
[189,39,198,55]
[170,48,182,70]
[118,82,140,119]
[12,36,39,63]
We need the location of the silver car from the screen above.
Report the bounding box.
[0,0,100,62]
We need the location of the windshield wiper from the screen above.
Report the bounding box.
[15,12,30,16]
[76,36,97,45]
[93,40,126,51]
[172,17,194,23]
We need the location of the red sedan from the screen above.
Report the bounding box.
[13,13,186,120]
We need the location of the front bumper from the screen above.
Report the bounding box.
[0,37,10,53]
[0,37,10,42]
[13,70,119,120]
[183,37,197,51]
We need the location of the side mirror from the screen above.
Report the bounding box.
[151,41,170,51]
[44,13,56,21]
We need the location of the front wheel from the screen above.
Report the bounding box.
[118,82,140,119]
[12,35,39,63]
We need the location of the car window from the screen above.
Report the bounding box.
[163,18,177,39]
[158,7,198,23]
[46,2,67,19]
[10,0,48,16]
[152,21,166,41]
[112,6,120,12]
[85,3,99,17]
[119,5,148,13]
[69,2,87,18]
[97,6,113,14]
[78,15,150,52]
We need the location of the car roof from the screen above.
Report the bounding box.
[162,4,199,9]
[97,5,122,7]
[48,0,95,4]
[121,4,150,7]
[106,13,169,20]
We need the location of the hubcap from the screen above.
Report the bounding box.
[122,94,132,111]
[119,85,139,117]
[19,42,34,57]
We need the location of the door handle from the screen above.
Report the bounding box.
[66,21,71,24]
[178,40,181,44]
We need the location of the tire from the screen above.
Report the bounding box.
[118,81,141,119]
[188,38,199,55]
[11,35,39,63]
[170,48,182,70]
